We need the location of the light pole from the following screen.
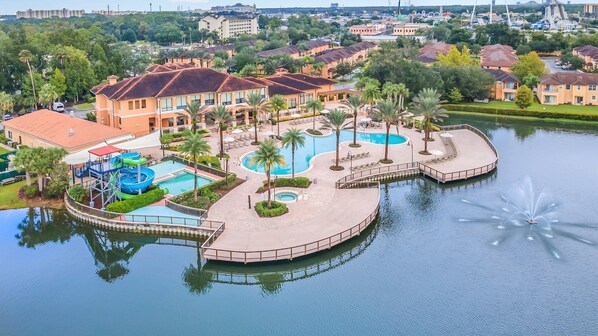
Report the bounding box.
[347,151,353,171]
[273,175,278,202]
[407,141,414,164]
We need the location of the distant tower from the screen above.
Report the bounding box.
[150,3,152,12]
[439,5,443,17]
[398,0,401,15]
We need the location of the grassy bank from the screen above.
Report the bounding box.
[447,111,598,126]
[0,181,65,210]
[445,101,598,122]
[73,102,95,110]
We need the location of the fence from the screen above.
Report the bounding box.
[165,198,208,218]
[335,162,418,188]
[163,154,229,178]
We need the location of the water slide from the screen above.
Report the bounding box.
[111,152,155,196]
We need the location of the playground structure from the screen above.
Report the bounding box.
[74,145,155,209]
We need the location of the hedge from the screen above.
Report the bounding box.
[169,174,237,209]
[106,188,166,213]
[306,129,323,136]
[263,177,310,188]
[68,184,88,203]
[444,104,598,122]
[255,201,288,217]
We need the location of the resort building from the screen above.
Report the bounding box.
[147,63,196,73]
[584,3,598,15]
[210,4,257,13]
[310,42,378,78]
[348,24,386,36]
[256,40,333,60]
[2,109,133,152]
[484,69,520,101]
[244,74,336,109]
[572,45,598,71]
[92,68,268,135]
[537,73,598,105]
[199,15,258,39]
[480,44,518,72]
[392,23,429,36]
[417,42,452,63]
[16,8,84,19]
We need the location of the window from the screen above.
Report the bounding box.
[141,99,147,108]
[168,117,174,127]
[7,131,12,139]
[205,93,215,105]
[236,92,244,104]
[300,94,305,105]
[592,96,597,101]
[190,95,200,104]
[590,85,597,91]
[259,88,265,98]
[577,85,581,90]
[221,93,232,105]
[307,93,314,102]
[135,100,140,109]
[289,98,297,108]
[566,84,571,90]
[128,101,134,110]
[176,96,187,110]
[176,115,187,125]
[161,98,173,111]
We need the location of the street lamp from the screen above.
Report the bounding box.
[273,175,278,202]
[347,151,353,171]
[407,141,414,164]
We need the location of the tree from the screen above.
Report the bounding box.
[362,83,382,115]
[522,75,540,89]
[38,84,59,109]
[437,66,495,101]
[447,87,463,103]
[334,62,354,78]
[269,94,287,137]
[0,91,15,121]
[179,133,211,201]
[560,52,586,70]
[63,46,96,102]
[411,88,448,154]
[31,147,67,192]
[246,92,271,145]
[239,64,257,77]
[515,85,533,109]
[11,147,36,186]
[374,99,402,163]
[512,52,547,81]
[321,109,351,170]
[121,29,137,43]
[355,76,380,90]
[305,99,323,131]
[43,162,70,198]
[341,95,365,147]
[19,50,37,109]
[180,101,207,134]
[208,105,232,158]
[280,128,306,179]
[249,140,287,208]
[49,68,67,99]
[397,83,409,112]
[437,45,478,67]
[312,62,326,76]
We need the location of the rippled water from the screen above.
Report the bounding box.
[1,114,598,335]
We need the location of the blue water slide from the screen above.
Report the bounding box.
[111,152,141,166]
[119,167,155,195]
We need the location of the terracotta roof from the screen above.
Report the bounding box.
[314,42,377,64]
[243,77,304,96]
[484,69,519,83]
[480,44,518,67]
[265,75,321,91]
[540,73,598,86]
[417,42,452,63]
[2,110,133,151]
[573,45,598,61]
[281,73,336,86]
[93,68,266,100]
[256,40,331,58]
[147,63,195,73]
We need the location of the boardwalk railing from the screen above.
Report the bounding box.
[201,182,381,263]
[336,162,418,189]
[163,154,230,178]
[165,198,207,218]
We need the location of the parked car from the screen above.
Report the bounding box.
[3,114,14,121]
[52,102,65,112]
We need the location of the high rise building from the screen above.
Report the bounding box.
[16,8,85,19]
[199,15,258,39]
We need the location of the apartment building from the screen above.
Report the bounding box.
[392,23,429,36]
[91,68,268,135]
[583,4,598,14]
[480,44,518,72]
[348,25,386,36]
[537,73,598,105]
[417,42,452,63]
[484,69,520,101]
[199,15,258,39]
[572,45,598,71]
[256,40,333,60]
[244,74,336,109]
[16,8,84,19]
[310,42,378,78]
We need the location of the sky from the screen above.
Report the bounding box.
[2,0,587,15]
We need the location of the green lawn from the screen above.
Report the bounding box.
[0,180,27,209]
[452,101,598,114]
[73,102,95,110]
[0,147,11,155]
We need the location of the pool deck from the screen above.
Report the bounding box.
[200,119,498,263]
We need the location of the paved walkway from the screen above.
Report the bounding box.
[201,118,497,262]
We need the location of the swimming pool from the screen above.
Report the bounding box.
[242,130,407,175]
[157,171,214,196]
[149,161,187,178]
[275,191,299,203]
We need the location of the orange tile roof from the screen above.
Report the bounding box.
[2,109,133,150]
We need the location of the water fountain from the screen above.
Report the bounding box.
[459,177,597,259]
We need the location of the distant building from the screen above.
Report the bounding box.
[349,24,386,36]
[537,73,598,105]
[572,45,598,71]
[417,42,452,63]
[199,15,258,39]
[91,10,146,16]
[480,44,519,72]
[544,0,577,30]
[584,4,598,15]
[310,41,378,78]
[16,8,84,19]
[484,69,520,101]
[211,3,257,13]
[331,3,339,8]
[256,40,333,60]
[392,23,429,36]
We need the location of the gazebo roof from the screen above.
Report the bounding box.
[89,145,122,157]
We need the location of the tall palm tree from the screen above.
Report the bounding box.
[38,83,59,109]
[411,88,448,154]
[305,99,323,131]
[179,133,211,200]
[0,91,15,121]
[341,95,364,147]
[321,109,351,170]
[312,62,326,76]
[374,99,401,163]
[19,50,37,109]
[208,105,232,158]
[246,92,271,145]
[179,101,207,133]
[11,147,36,186]
[269,94,287,137]
[382,82,401,101]
[280,128,305,179]
[397,83,409,112]
[362,83,381,115]
[249,140,287,209]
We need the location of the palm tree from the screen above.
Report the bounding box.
[341,95,364,148]
[362,83,381,115]
[38,83,59,109]
[208,105,232,158]
[411,88,448,154]
[312,62,326,76]
[246,92,271,145]
[11,147,36,186]
[249,140,287,209]
[280,128,305,178]
[397,83,409,112]
[305,99,323,131]
[374,99,401,163]
[0,91,15,121]
[269,94,287,137]
[179,133,212,200]
[179,101,207,133]
[19,50,37,109]
[321,109,351,170]
[382,82,401,101]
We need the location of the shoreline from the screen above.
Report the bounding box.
[447,110,598,126]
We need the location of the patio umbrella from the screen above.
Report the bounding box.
[440,132,454,138]
[320,109,330,114]
[248,126,255,132]
[429,149,444,156]
[360,117,372,122]
[232,129,243,134]
[291,113,301,118]
[264,130,275,136]
[223,137,236,143]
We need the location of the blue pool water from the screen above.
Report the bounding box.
[242,130,407,175]
[158,171,214,196]
[275,191,299,202]
[124,206,203,225]
[149,161,187,178]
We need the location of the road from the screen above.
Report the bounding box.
[64,107,93,120]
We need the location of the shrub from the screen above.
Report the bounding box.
[263,177,310,188]
[43,163,70,199]
[68,184,88,203]
[106,188,165,213]
[306,129,323,136]
[255,201,288,217]
[169,174,237,209]
[443,104,598,121]
[197,155,222,169]
[22,184,38,198]
[86,112,97,122]
[0,135,8,145]
[180,196,211,210]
